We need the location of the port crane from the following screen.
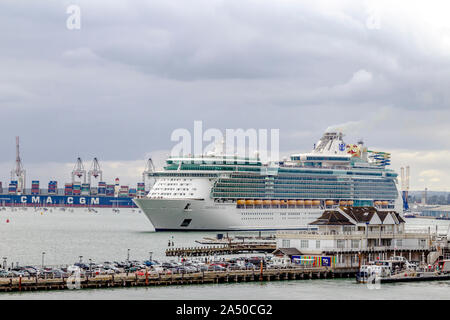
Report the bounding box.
[88,158,103,184]
[72,157,86,183]
[10,136,26,194]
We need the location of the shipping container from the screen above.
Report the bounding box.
[128,188,137,197]
[8,183,17,194]
[81,187,90,196]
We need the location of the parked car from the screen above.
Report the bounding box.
[93,268,107,276]
[227,263,242,270]
[135,269,147,276]
[10,270,26,277]
[244,263,257,270]
[184,266,198,273]
[0,270,12,278]
[208,265,226,272]
[74,263,90,270]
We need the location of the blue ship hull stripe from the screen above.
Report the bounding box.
[0,195,137,208]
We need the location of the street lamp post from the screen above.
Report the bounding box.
[127,249,130,263]
[149,251,153,262]
[42,252,46,268]
[2,257,6,270]
[79,256,83,264]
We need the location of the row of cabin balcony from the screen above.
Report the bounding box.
[235,199,393,209]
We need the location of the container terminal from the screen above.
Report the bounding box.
[0,137,152,209]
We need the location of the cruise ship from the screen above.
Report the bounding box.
[134,131,402,231]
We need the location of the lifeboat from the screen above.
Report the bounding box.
[237,199,245,206]
[325,200,334,206]
[340,201,347,206]
[296,200,305,206]
[288,200,297,206]
[374,201,382,206]
[304,200,313,206]
[312,200,320,206]
[272,200,281,205]
[245,200,255,206]
[254,200,263,206]
[263,200,272,206]
[382,201,389,206]
[347,200,354,206]
[280,200,288,206]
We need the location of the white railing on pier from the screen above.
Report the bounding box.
[276,230,433,237]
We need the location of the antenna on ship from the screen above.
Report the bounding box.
[10,136,26,194]
[72,157,86,183]
[143,158,155,189]
[88,158,103,185]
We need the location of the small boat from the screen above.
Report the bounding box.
[403,212,417,218]
[356,256,417,283]
[357,257,450,284]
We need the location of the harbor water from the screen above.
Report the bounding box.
[0,208,449,300]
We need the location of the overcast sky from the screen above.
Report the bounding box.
[1,0,450,190]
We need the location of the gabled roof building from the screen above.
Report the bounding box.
[276,207,436,266]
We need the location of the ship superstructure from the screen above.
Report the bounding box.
[134,131,402,231]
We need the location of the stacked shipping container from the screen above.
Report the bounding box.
[8,181,17,194]
[31,180,40,195]
[64,183,73,195]
[81,183,90,195]
[119,185,129,197]
[98,182,106,195]
[106,184,114,196]
[73,183,81,195]
[48,181,57,194]
[128,188,137,197]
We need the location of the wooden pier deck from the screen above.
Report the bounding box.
[166,244,276,257]
[0,267,357,293]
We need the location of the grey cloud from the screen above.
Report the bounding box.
[0,0,450,191]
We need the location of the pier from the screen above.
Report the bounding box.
[166,244,276,257]
[0,267,357,293]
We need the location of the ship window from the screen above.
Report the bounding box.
[180,219,192,227]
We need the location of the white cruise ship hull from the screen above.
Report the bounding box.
[133,198,325,231]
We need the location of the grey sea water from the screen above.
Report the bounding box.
[0,208,449,300]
